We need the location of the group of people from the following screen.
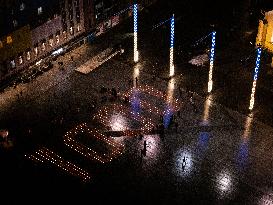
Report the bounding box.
[100,87,119,103]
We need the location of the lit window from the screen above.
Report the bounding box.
[49,38,54,47]
[56,35,60,44]
[77,24,80,32]
[38,7,43,15]
[10,60,16,68]
[19,56,23,64]
[27,51,31,60]
[20,3,25,11]
[41,42,46,51]
[7,36,12,44]
[63,31,67,39]
[0,41,3,48]
[70,26,73,35]
[34,47,38,56]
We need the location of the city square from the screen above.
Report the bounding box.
[1,0,273,204]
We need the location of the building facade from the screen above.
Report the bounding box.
[0,0,157,83]
[0,0,90,82]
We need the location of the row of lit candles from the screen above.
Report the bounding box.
[94,103,155,131]
[64,123,124,149]
[25,147,91,181]
[65,133,122,158]
[64,123,124,163]
[123,86,182,111]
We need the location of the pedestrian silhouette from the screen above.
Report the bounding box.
[177,110,181,118]
[144,140,147,151]
[175,122,178,133]
[179,87,182,97]
[135,77,138,87]
[182,156,187,170]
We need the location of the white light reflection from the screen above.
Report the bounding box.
[216,170,233,196]
[110,113,129,131]
[174,148,194,177]
[142,135,161,160]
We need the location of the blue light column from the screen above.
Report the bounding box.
[208,31,216,93]
[170,14,175,76]
[249,47,262,110]
[133,4,138,62]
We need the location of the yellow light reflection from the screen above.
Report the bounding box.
[167,78,175,104]
[243,114,253,140]
[133,63,140,87]
[202,97,212,125]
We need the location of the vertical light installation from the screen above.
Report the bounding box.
[170,14,175,77]
[133,4,139,62]
[208,31,216,93]
[249,47,262,110]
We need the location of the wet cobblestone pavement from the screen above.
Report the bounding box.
[1,40,273,204]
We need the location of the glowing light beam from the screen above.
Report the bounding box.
[249,47,262,111]
[170,14,175,77]
[208,31,216,93]
[133,4,138,62]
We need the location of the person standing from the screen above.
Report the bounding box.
[143,140,147,156]
[175,121,178,133]
[135,77,138,87]
[179,87,183,98]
